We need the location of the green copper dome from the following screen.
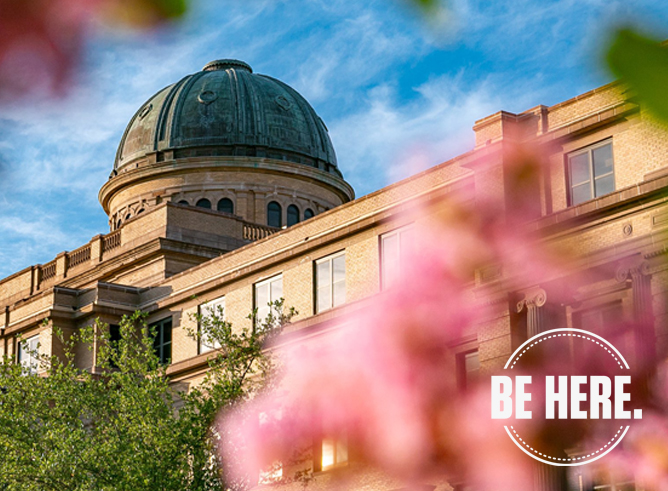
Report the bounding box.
[115,59,339,175]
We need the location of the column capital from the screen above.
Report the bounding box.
[615,257,650,283]
[516,286,547,313]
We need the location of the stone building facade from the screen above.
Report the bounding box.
[1,60,668,491]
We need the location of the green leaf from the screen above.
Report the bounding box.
[607,28,668,122]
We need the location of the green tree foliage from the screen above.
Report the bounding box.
[0,301,295,491]
[607,29,668,123]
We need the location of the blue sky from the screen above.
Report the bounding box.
[1,0,668,280]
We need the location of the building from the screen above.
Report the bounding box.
[1,59,668,490]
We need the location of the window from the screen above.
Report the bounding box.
[588,466,635,491]
[109,324,121,368]
[254,275,283,328]
[380,225,414,289]
[457,350,480,391]
[321,436,348,470]
[196,198,211,209]
[304,208,314,220]
[576,302,623,333]
[178,200,189,205]
[315,252,346,313]
[287,204,299,226]
[199,296,225,353]
[18,334,39,374]
[217,198,234,214]
[151,317,172,365]
[267,201,282,228]
[568,140,614,206]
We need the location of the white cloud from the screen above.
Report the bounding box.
[330,73,506,194]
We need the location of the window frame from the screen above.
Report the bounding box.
[151,317,172,365]
[320,436,349,471]
[456,349,480,392]
[267,201,282,228]
[567,139,615,206]
[198,296,225,354]
[18,333,40,375]
[379,225,414,290]
[314,251,346,314]
[216,197,234,214]
[253,274,283,329]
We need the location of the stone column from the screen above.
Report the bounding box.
[616,259,655,370]
[516,287,547,336]
[517,287,565,491]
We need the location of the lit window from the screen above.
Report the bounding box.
[321,436,348,470]
[199,296,225,353]
[196,198,212,209]
[151,317,172,365]
[18,334,40,374]
[217,198,234,214]
[315,252,345,313]
[254,275,283,328]
[568,140,614,206]
[287,204,300,226]
[267,201,282,228]
[258,410,284,484]
[380,225,414,289]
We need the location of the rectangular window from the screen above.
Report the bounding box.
[321,436,348,470]
[457,350,480,391]
[151,317,172,365]
[109,324,121,368]
[18,334,40,374]
[254,275,283,328]
[380,225,414,289]
[315,252,346,313]
[568,140,614,206]
[199,296,225,353]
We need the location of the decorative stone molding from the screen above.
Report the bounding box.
[517,287,547,338]
[516,287,547,313]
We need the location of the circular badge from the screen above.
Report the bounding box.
[493,328,642,466]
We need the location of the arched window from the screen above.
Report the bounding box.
[287,204,299,226]
[304,208,315,220]
[178,200,189,205]
[137,208,145,215]
[125,214,131,221]
[267,201,282,228]
[196,198,212,209]
[217,198,234,214]
[116,220,122,229]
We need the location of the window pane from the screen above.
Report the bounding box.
[464,351,480,378]
[569,153,591,185]
[267,202,282,228]
[382,234,399,264]
[196,198,211,209]
[333,255,345,283]
[333,280,345,307]
[336,438,348,464]
[595,174,615,197]
[571,183,592,205]
[317,285,331,312]
[217,198,234,214]
[322,439,335,469]
[593,144,613,178]
[256,283,269,308]
[270,277,282,302]
[287,205,299,226]
[317,260,330,288]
